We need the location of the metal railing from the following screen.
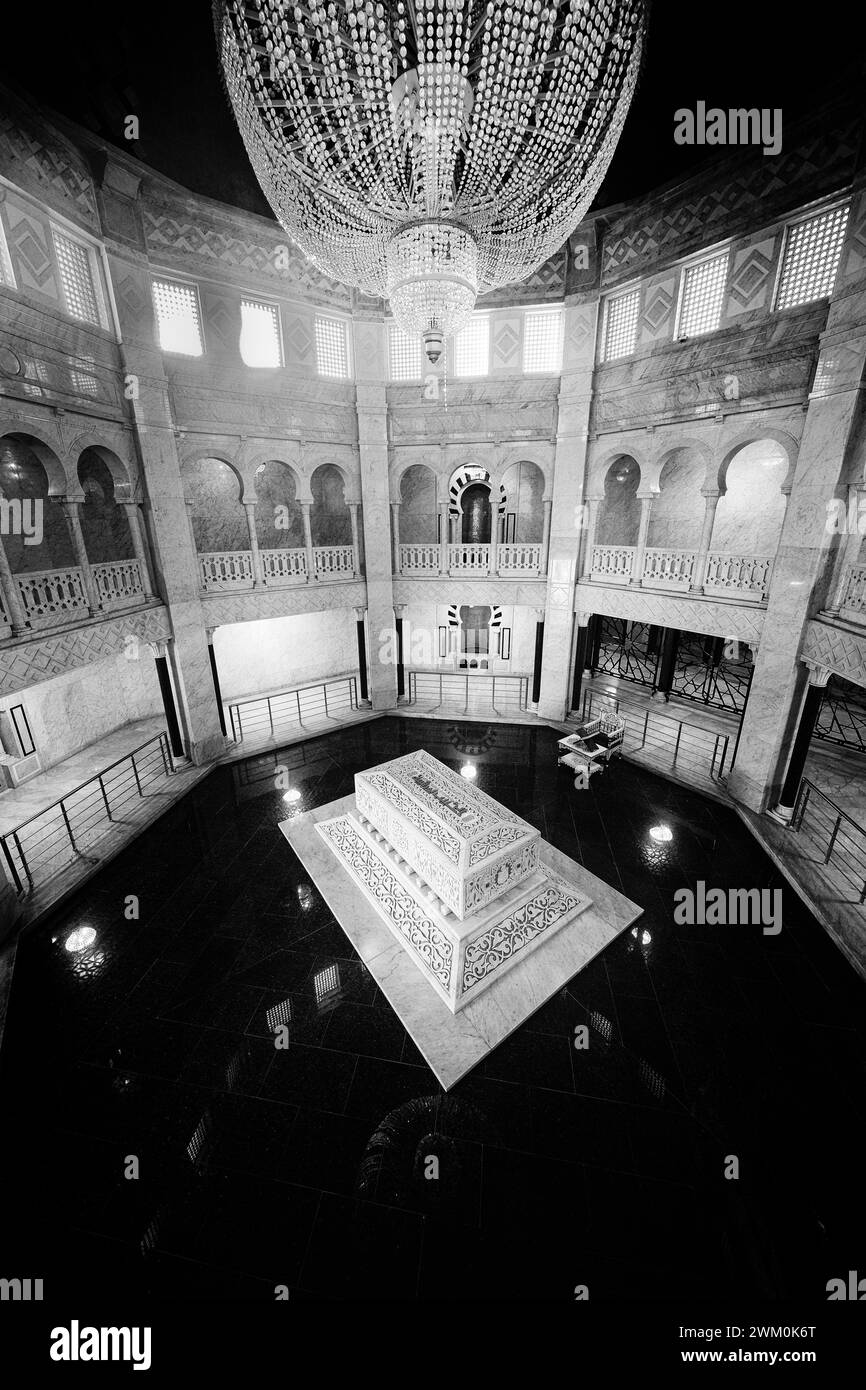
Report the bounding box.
[407,669,530,714]
[0,732,173,894]
[228,673,360,743]
[791,777,866,904]
[580,690,730,782]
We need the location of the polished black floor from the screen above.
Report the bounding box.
[1,717,865,1301]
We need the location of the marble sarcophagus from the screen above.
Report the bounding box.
[314,750,591,1013]
[353,749,539,920]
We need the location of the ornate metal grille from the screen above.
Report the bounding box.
[815,676,866,752]
[671,633,753,713]
[593,618,657,686]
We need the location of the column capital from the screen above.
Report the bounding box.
[805,661,832,688]
[394,604,407,618]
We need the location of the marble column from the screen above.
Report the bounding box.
[121,501,154,599]
[390,501,401,575]
[109,260,226,764]
[348,503,361,576]
[580,495,601,579]
[184,500,200,586]
[690,490,721,593]
[825,485,865,611]
[773,664,831,821]
[438,501,449,575]
[61,498,98,614]
[300,501,315,583]
[355,317,398,709]
[490,507,499,577]
[537,297,599,720]
[243,501,264,587]
[631,492,655,586]
[0,533,27,635]
[541,498,553,575]
[727,283,866,813]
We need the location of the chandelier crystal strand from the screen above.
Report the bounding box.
[215,1,646,361]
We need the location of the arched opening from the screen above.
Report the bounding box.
[648,448,706,550]
[399,464,437,543]
[597,455,641,545]
[310,463,351,545]
[182,457,246,552]
[254,461,304,550]
[714,441,788,554]
[78,449,135,562]
[500,461,545,542]
[459,604,491,657]
[460,483,492,543]
[0,434,75,575]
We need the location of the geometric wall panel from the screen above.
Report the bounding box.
[0,607,171,697]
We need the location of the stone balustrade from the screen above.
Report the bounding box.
[199,550,255,591]
[498,542,542,575]
[314,545,355,577]
[590,544,634,582]
[16,567,89,625]
[261,547,308,583]
[839,563,866,619]
[588,545,773,602]
[642,547,696,589]
[448,542,490,574]
[92,559,144,608]
[399,543,440,574]
[198,546,357,590]
[703,552,773,602]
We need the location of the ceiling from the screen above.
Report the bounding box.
[1,3,860,223]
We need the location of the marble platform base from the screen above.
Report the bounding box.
[280,794,643,1089]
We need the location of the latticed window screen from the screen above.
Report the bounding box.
[677,251,729,337]
[54,231,101,326]
[152,278,203,355]
[388,321,424,379]
[0,216,16,288]
[315,315,349,377]
[240,299,282,367]
[602,289,639,360]
[776,204,850,309]
[523,309,563,371]
[453,315,490,376]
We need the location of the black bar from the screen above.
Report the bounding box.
[654,627,680,699]
[532,619,544,705]
[571,622,589,711]
[779,682,824,809]
[356,619,368,701]
[208,640,227,737]
[155,653,184,759]
[396,616,405,699]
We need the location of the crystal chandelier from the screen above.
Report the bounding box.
[215,1,646,362]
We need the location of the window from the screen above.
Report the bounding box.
[10,705,35,758]
[676,251,729,338]
[0,215,15,289]
[315,315,350,377]
[523,309,563,372]
[388,321,424,380]
[152,278,203,356]
[602,288,640,360]
[53,230,103,326]
[453,315,490,376]
[240,298,282,368]
[775,204,850,310]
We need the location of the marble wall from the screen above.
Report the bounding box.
[213,609,359,701]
